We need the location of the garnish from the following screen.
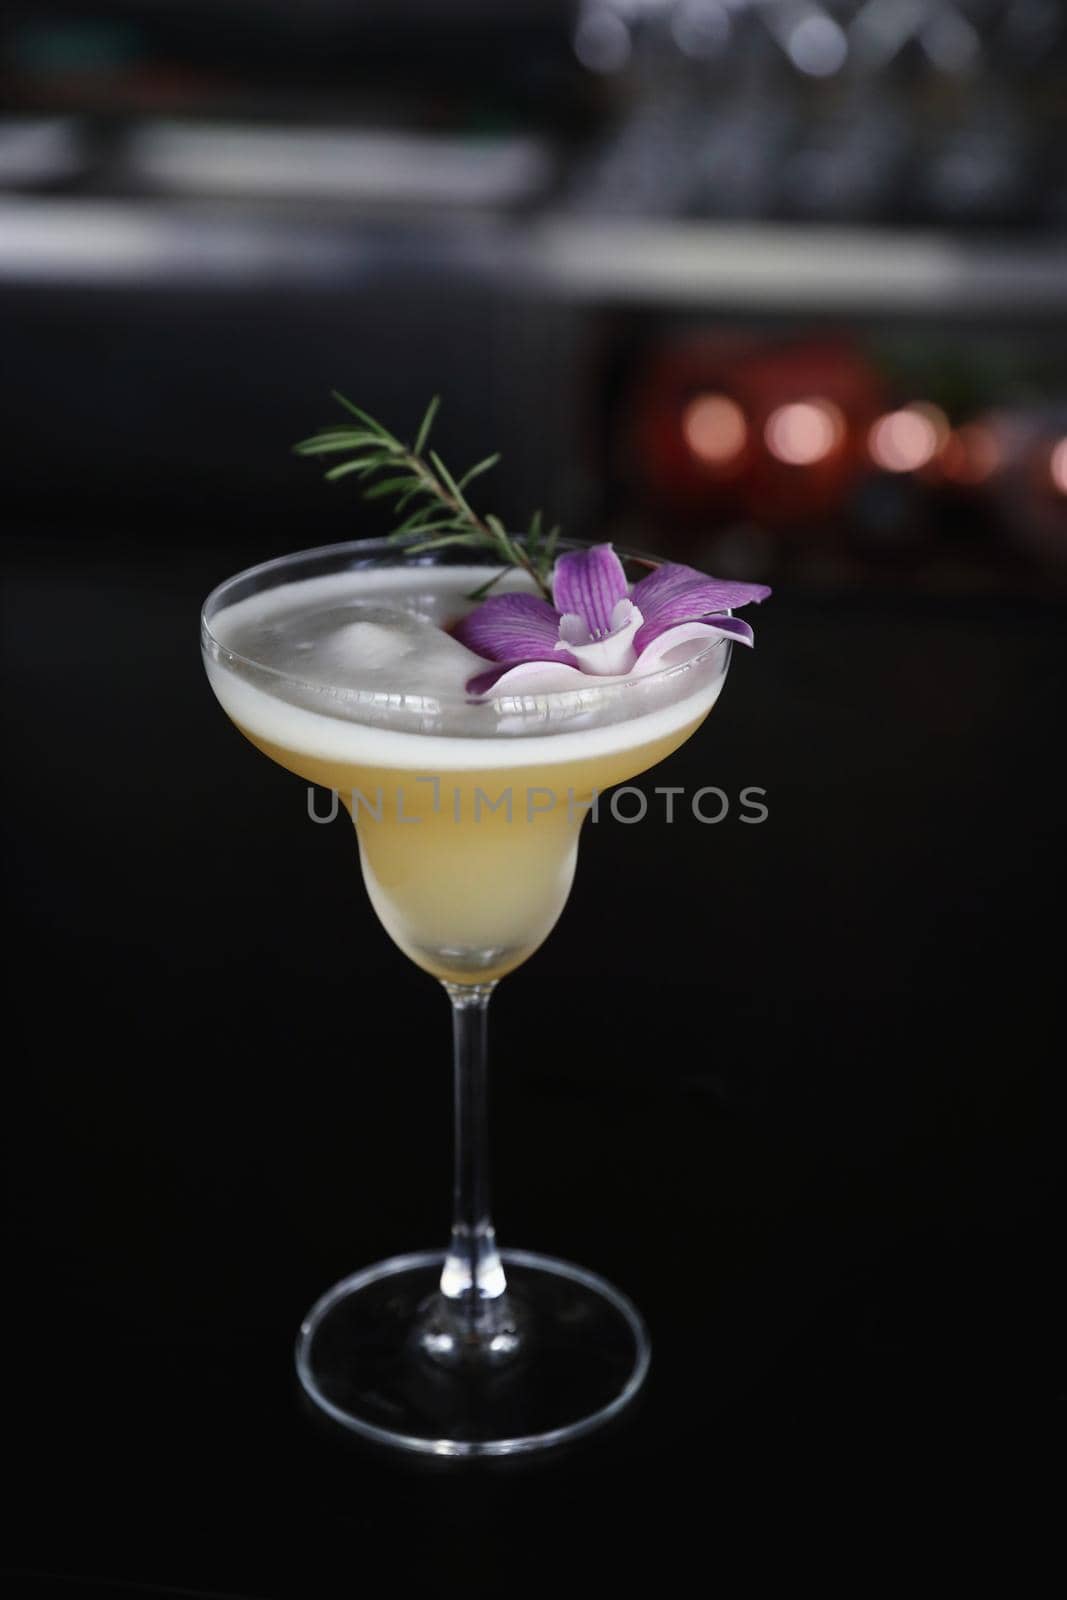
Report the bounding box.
[297,395,770,696]
[453,543,770,697]
[295,392,559,601]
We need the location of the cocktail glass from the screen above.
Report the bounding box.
[201,537,733,1455]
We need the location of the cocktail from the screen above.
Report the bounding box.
[200,402,768,1455]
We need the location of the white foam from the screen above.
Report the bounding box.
[204,564,729,770]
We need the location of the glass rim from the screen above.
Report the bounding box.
[200,534,732,716]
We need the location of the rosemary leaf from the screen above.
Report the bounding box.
[391,508,445,536]
[413,395,440,456]
[325,460,377,483]
[293,433,383,456]
[428,449,473,517]
[456,453,501,493]
[526,508,544,561]
[296,393,561,601]
[466,568,509,602]
[330,392,394,439]
[362,475,422,501]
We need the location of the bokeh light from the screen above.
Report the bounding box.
[764,398,844,465]
[671,0,731,61]
[869,405,948,473]
[682,392,748,467]
[787,16,848,78]
[1050,438,1067,496]
[574,8,632,74]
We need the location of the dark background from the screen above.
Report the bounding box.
[2,3,1064,1592]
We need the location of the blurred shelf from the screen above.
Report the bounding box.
[123,120,554,208]
[526,218,1067,317]
[2,196,1066,322]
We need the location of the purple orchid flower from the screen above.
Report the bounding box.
[453,543,771,697]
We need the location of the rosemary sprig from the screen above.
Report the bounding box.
[294,393,560,601]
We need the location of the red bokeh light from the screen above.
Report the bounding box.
[764,399,844,465]
[1050,438,1067,496]
[682,393,748,469]
[868,405,948,474]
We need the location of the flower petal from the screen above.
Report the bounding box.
[452,592,562,664]
[631,561,770,630]
[552,544,630,636]
[631,565,770,655]
[633,617,752,674]
[466,658,588,697]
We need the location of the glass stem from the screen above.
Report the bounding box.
[439,981,508,1326]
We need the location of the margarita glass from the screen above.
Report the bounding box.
[201,536,733,1455]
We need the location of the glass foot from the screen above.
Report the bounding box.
[295,1248,650,1457]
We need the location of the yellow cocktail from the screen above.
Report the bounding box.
[205,559,729,982]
